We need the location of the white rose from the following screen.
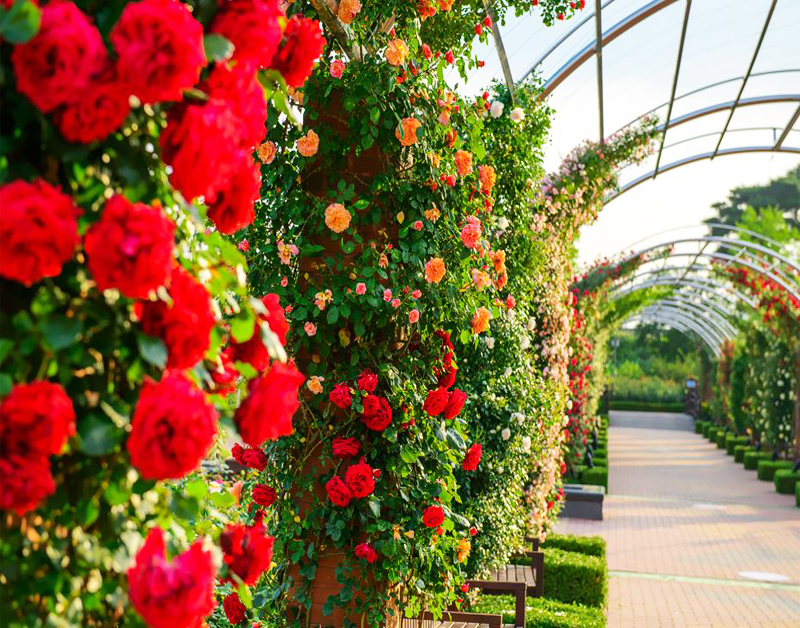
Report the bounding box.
[521,436,531,452]
[520,336,530,350]
[510,107,525,122]
[485,337,495,349]
[527,317,537,331]
[490,100,504,118]
[504,367,513,377]
[566,399,573,410]
[501,427,511,441]
[513,412,525,425]
[497,217,510,231]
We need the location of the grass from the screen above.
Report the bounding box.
[469,595,606,628]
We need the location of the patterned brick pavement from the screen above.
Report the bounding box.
[556,411,800,628]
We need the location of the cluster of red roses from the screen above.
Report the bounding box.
[10,0,324,236]
[127,516,274,628]
[325,456,379,508]
[0,382,76,515]
[329,368,394,431]
[422,331,467,420]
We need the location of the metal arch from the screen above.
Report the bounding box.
[712,0,778,158]
[640,303,729,345]
[630,306,726,349]
[594,0,605,143]
[609,145,800,201]
[652,297,738,338]
[533,0,679,96]
[660,95,800,130]
[613,275,758,309]
[627,311,722,356]
[662,127,784,152]
[775,104,800,150]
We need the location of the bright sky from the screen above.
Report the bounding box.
[450,0,800,267]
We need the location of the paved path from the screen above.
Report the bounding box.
[557,411,800,628]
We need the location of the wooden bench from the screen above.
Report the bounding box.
[486,537,544,598]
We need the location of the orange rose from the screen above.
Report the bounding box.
[424,205,441,222]
[338,0,361,24]
[454,149,473,177]
[424,257,446,284]
[231,480,244,505]
[385,38,409,67]
[297,129,319,157]
[428,152,441,168]
[257,140,276,164]
[325,203,352,233]
[438,0,454,10]
[491,249,506,273]
[478,164,496,195]
[471,307,490,334]
[396,117,421,147]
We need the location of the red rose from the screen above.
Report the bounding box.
[127,372,218,480]
[469,526,477,536]
[270,16,326,88]
[84,195,175,298]
[259,294,289,346]
[212,0,283,70]
[11,2,105,113]
[329,383,352,409]
[0,180,80,286]
[0,381,76,458]
[231,443,247,466]
[210,348,239,396]
[234,362,304,446]
[442,389,467,420]
[159,100,241,202]
[127,528,216,628]
[139,265,215,370]
[203,64,267,150]
[344,458,375,498]
[325,476,352,507]
[437,367,456,390]
[331,437,360,458]
[354,542,378,564]
[220,521,274,585]
[207,152,260,234]
[230,325,270,373]
[54,63,130,144]
[462,443,482,471]
[111,0,205,104]
[356,369,378,392]
[361,395,392,431]
[223,592,247,625]
[252,483,277,507]
[0,456,55,516]
[422,388,449,416]
[241,447,268,471]
[422,505,445,528]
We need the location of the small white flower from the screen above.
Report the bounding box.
[566,399,573,410]
[520,336,530,350]
[504,367,513,377]
[490,100,504,118]
[510,107,525,122]
[501,427,511,441]
[485,337,495,349]
[527,317,537,331]
[521,436,531,452]
[512,412,525,425]
[497,217,510,231]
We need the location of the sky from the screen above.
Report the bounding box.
[451,0,800,267]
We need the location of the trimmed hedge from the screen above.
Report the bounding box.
[695,420,708,435]
[701,423,713,438]
[470,596,606,628]
[715,430,727,448]
[773,469,800,494]
[726,435,749,456]
[734,445,752,464]
[542,534,606,558]
[581,466,608,492]
[796,481,800,508]
[609,400,683,412]
[756,460,793,482]
[744,451,770,470]
[542,548,607,608]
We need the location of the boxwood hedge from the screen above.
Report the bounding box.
[756,460,794,482]
[542,534,606,558]
[773,469,800,495]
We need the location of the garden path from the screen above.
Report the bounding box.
[556,411,800,628]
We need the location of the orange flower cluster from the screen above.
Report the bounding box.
[425,257,446,284]
[325,203,352,233]
[396,117,421,146]
[297,129,319,157]
[471,307,490,334]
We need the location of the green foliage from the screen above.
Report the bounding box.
[725,435,749,456]
[734,445,752,463]
[541,548,607,608]
[611,376,683,403]
[744,451,770,471]
[470,595,606,628]
[715,430,727,449]
[773,469,800,495]
[580,467,608,492]
[609,401,683,413]
[695,420,708,434]
[756,460,794,482]
[542,534,606,558]
[795,480,800,508]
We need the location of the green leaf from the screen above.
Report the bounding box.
[185,478,208,500]
[237,583,253,609]
[0,339,13,365]
[78,414,121,456]
[370,107,380,124]
[367,499,381,518]
[103,481,131,507]
[0,373,11,397]
[230,308,255,343]
[341,239,355,254]
[77,500,100,527]
[446,429,466,450]
[210,491,235,509]
[41,316,82,351]
[0,0,41,45]
[203,33,234,63]
[136,334,168,369]
[459,329,471,344]
[327,307,339,325]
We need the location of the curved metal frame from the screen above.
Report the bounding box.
[614,275,758,309]
[640,304,729,345]
[652,297,737,338]
[627,309,723,356]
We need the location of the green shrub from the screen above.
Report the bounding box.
[756,460,793,481]
[581,467,608,492]
[734,445,752,463]
[592,457,607,467]
[609,400,683,412]
[695,420,708,435]
[470,595,606,628]
[701,423,714,438]
[773,469,800,494]
[744,451,770,470]
[715,430,727,448]
[725,435,749,456]
[796,481,800,508]
[542,534,606,558]
[542,548,607,608]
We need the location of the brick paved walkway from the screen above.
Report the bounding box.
[557,411,800,628]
